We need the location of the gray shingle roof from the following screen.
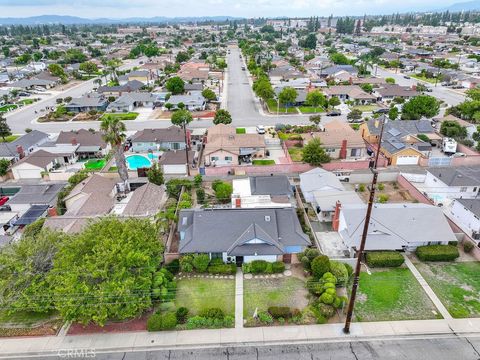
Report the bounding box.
[131,126,185,143]
[427,166,480,186]
[178,208,310,255]
[456,198,480,217]
[249,175,293,196]
[8,183,66,205]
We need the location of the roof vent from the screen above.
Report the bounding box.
[264,215,271,222]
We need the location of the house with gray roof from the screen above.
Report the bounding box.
[131,126,187,152]
[107,92,157,112]
[65,94,108,113]
[8,78,56,90]
[231,175,294,208]
[0,130,50,162]
[449,198,480,241]
[299,168,345,203]
[336,203,457,254]
[97,80,144,97]
[178,207,310,264]
[7,183,66,212]
[166,91,206,111]
[424,166,480,203]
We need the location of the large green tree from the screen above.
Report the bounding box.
[302,138,331,165]
[278,87,298,112]
[166,76,185,95]
[100,116,128,183]
[79,61,98,77]
[306,90,326,112]
[213,109,232,125]
[401,95,440,120]
[0,115,12,141]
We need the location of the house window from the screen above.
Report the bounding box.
[172,142,180,150]
[210,252,222,260]
[225,156,232,161]
[211,156,219,161]
[350,148,361,157]
[460,187,467,192]
[326,148,336,153]
[474,187,477,192]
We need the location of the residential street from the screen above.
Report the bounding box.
[13,335,480,359]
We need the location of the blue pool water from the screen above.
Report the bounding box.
[126,155,152,170]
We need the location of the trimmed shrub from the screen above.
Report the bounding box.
[366,251,405,267]
[329,261,348,285]
[377,183,385,191]
[344,263,353,277]
[257,311,274,324]
[176,307,189,324]
[185,315,234,329]
[147,312,177,331]
[199,307,224,320]
[271,261,286,273]
[319,292,334,305]
[463,241,474,253]
[165,259,180,275]
[416,245,459,262]
[192,254,210,272]
[207,263,237,275]
[311,255,331,278]
[268,306,291,319]
[196,188,205,203]
[179,254,194,273]
[317,303,336,318]
[250,260,268,274]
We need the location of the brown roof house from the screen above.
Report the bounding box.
[302,120,367,160]
[373,84,419,102]
[56,129,110,158]
[11,150,76,180]
[323,85,376,104]
[204,124,266,166]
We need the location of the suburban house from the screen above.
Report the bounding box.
[231,175,295,208]
[166,91,206,111]
[299,168,345,203]
[178,207,310,264]
[11,150,75,179]
[302,120,366,160]
[423,166,480,204]
[107,92,157,112]
[312,191,363,222]
[334,203,457,255]
[448,198,480,241]
[8,78,56,90]
[360,117,438,165]
[323,85,376,104]
[204,124,266,166]
[97,80,144,97]
[130,126,188,152]
[124,70,150,84]
[320,65,358,78]
[373,84,419,102]
[56,129,110,159]
[177,62,210,82]
[65,94,108,113]
[158,150,195,175]
[6,183,66,213]
[0,130,50,162]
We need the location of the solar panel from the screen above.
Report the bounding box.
[388,128,401,137]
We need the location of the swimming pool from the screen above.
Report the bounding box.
[126,155,152,170]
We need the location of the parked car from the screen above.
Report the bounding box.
[241,66,246,71]
[0,205,11,212]
[256,125,265,134]
[403,75,411,79]
[373,108,389,114]
[326,110,341,116]
[0,196,8,206]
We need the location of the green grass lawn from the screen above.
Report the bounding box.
[266,99,298,114]
[243,277,308,318]
[84,158,106,170]
[236,128,246,134]
[288,147,303,162]
[99,112,139,121]
[17,99,35,105]
[0,310,58,327]
[354,268,440,322]
[416,261,480,318]
[0,104,18,112]
[352,104,378,112]
[108,166,118,172]
[410,74,438,84]
[0,135,20,143]
[252,159,275,166]
[277,132,303,141]
[298,106,325,114]
[175,278,235,316]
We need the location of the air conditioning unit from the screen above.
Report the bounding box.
[472,231,480,240]
[226,256,235,263]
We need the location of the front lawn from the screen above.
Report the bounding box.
[354,268,440,322]
[244,277,308,318]
[84,159,106,171]
[236,127,246,134]
[99,112,139,121]
[415,261,480,318]
[298,106,325,114]
[175,278,235,316]
[0,135,20,143]
[252,159,275,166]
[352,104,378,112]
[0,104,18,112]
[17,99,35,105]
[288,147,303,162]
[410,74,438,84]
[266,99,298,114]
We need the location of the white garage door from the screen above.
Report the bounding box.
[163,164,187,175]
[396,155,419,165]
[16,169,42,179]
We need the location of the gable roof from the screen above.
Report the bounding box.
[299,168,344,193]
[13,150,57,169]
[427,166,480,186]
[131,126,185,143]
[204,124,265,155]
[56,129,107,148]
[456,198,480,217]
[12,130,49,150]
[178,207,310,255]
[249,175,293,196]
[122,182,167,217]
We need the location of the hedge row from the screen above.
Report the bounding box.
[366,251,405,267]
[416,245,459,261]
[242,260,285,274]
[207,263,237,275]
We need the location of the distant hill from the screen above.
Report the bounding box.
[0,15,243,25]
[443,1,480,12]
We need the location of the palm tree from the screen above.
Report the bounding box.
[100,116,129,185]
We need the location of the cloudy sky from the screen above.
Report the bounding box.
[0,0,465,18]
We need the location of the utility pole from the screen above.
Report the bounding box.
[183,122,190,177]
[343,116,386,334]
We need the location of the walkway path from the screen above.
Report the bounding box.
[402,254,453,320]
[235,268,244,328]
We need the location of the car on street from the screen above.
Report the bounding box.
[403,75,411,79]
[373,108,389,114]
[326,110,341,116]
[256,125,265,134]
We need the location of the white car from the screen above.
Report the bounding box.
[256,125,265,134]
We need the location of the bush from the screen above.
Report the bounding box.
[319,292,334,305]
[463,241,474,253]
[271,261,285,273]
[268,306,291,319]
[257,311,274,324]
[193,174,203,187]
[377,183,385,191]
[344,263,353,277]
[416,245,459,261]
[176,307,189,324]
[211,179,223,192]
[207,263,237,275]
[329,261,348,285]
[147,312,177,331]
[377,194,389,203]
[196,188,205,203]
[311,255,331,278]
[185,315,234,329]
[358,184,366,192]
[165,259,180,275]
[192,254,210,272]
[180,254,194,272]
[317,303,336,318]
[299,248,320,270]
[250,260,268,274]
[166,179,193,198]
[199,307,224,320]
[366,251,405,267]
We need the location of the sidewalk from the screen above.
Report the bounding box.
[235,268,244,329]
[1,318,480,358]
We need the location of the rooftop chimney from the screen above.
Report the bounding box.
[332,201,342,231]
[71,137,77,146]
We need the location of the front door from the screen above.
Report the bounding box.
[235,256,244,267]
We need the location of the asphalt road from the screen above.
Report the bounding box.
[14,335,480,360]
